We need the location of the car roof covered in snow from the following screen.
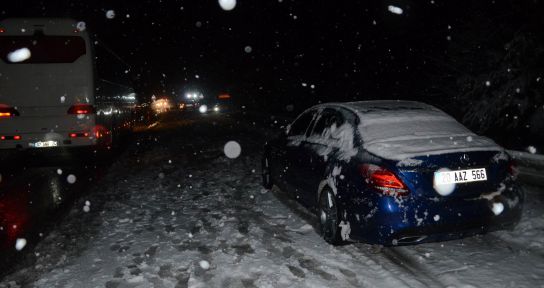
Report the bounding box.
[310,100,502,160]
[314,100,440,115]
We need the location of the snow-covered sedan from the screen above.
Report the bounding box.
[262,100,523,245]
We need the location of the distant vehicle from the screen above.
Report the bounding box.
[178,101,200,112]
[0,18,136,152]
[262,100,523,245]
[215,93,233,113]
[178,91,203,112]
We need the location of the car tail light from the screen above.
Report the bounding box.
[67,104,95,115]
[69,132,89,138]
[0,106,20,118]
[360,164,409,197]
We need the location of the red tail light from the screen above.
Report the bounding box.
[0,106,20,118]
[69,132,89,138]
[0,135,21,140]
[67,104,95,115]
[360,164,409,197]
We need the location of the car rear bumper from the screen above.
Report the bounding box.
[345,183,524,245]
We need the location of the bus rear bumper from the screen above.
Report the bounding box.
[0,132,97,150]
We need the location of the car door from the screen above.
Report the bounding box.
[298,108,344,204]
[277,109,317,200]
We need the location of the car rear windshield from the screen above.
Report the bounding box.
[0,35,86,64]
[359,109,473,144]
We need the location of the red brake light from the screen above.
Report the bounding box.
[0,106,20,118]
[0,135,21,140]
[67,104,95,115]
[360,164,409,197]
[69,132,90,138]
[0,28,5,33]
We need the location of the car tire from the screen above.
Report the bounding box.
[319,188,343,245]
[262,152,273,189]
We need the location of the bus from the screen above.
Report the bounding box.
[0,18,136,154]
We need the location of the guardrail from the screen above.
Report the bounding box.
[508,150,544,186]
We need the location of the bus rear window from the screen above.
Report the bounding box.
[0,35,86,64]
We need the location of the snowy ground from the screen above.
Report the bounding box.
[0,112,543,288]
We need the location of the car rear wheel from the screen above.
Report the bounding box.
[319,188,342,245]
[262,152,273,189]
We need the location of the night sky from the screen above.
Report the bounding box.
[2,1,543,148]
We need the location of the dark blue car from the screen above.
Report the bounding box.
[262,100,523,245]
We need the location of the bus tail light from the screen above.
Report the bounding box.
[0,135,22,140]
[67,104,95,115]
[0,106,20,118]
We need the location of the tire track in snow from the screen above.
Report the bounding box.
[379,247,448,288]
[338,244,426,288]
[269,186,418,287]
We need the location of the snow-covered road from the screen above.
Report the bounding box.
[1,112,543,288]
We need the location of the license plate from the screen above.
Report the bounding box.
[30,140,58,148]
[434,168,487,185]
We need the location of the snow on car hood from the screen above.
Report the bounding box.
[357,108,502,160]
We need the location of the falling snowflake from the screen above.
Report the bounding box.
[7,48,31,63]
[106,10,116,19]
[76,21,86,31]
[218,0,237,11]
[199,260,210,270]
[67,174,77,184]
[492,202,504,215]
[387,5,403,15]
[15,238,27,251]
[244,46,253,53]
[224,141,242,159]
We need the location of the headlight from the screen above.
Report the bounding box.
[213,106,220,112]
[199,105,208,113]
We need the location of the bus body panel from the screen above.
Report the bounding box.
[0,18,135,151]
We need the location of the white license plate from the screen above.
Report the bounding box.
[434,168,487,185]
[30,140,58,148]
